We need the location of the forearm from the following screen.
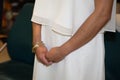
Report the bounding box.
[32,22,52,65]
[60,0,113,55]
[32,22,42,44]
[61,12,109,55]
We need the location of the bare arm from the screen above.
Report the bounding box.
[46,0,114,63]
[32,23,52,65]
[32,23,41,43]
[60,0,114,55]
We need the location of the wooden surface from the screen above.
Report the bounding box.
[117,3,120,14]
[0,34,7,38]
[0,41,11,63]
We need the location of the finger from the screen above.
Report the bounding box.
[45,52,53,61]
[45,56,52,62]
[36,53,46,65]
[36,55,44,64]
[39,54,52,66]
[36,50,49,65]
[42,56,53,66]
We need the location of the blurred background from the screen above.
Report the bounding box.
[0,0,34,63]
[0,0,34,35]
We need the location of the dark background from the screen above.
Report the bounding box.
[0,0,34,35]
[0,0,3,30]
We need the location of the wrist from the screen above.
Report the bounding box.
[32,41,45,53]
[60,44,72,56]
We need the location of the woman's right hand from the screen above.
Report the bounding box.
[35,46,53,66]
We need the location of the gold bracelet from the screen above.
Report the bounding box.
[32,41,44,53]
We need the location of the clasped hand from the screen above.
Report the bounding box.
[35,46,66,66]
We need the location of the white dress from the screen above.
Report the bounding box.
[31,0,116,80]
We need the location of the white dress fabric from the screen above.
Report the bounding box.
[31,0,116,36]
[31,0,116,80]
[32,26,105,80]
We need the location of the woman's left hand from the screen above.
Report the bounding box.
[46,47,67,63]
